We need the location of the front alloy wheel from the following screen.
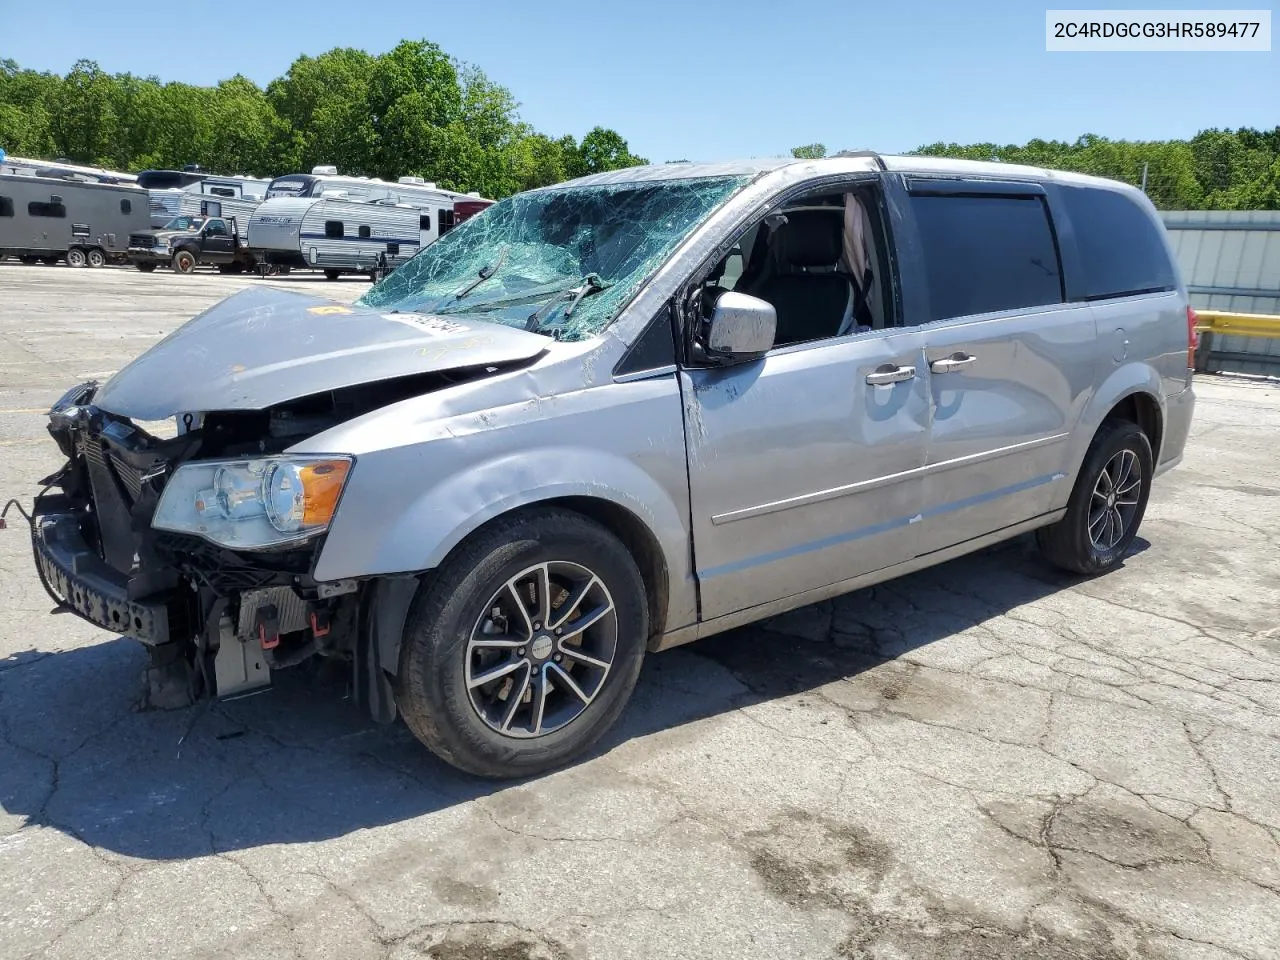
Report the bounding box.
[466,561,618,738]
[396,508,648,778]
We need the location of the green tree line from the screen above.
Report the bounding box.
[0,43,648,199]
[794,131,1280,210]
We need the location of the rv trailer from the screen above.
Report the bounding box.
[176,177,269,230]
[0,174,151,266]
[0,155,137,184]
[248,172,492,278]
[143,173,269,228]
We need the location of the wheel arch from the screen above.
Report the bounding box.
[1064,362,1167,493]
[1104,391,1163,462]
[316,449,696,643]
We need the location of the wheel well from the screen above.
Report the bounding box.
[1105,392,1163,458]
[541,496,670,641]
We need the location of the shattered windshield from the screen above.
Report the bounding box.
[358,176,749,341]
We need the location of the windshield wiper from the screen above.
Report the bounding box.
[524,274,611,332]
[451,246,509,303]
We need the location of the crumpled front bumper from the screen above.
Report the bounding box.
[32,494,172,645]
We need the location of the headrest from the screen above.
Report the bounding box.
[775,210,842,268]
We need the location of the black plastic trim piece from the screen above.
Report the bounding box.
[905,177,1047,198]
[614,304,677,378]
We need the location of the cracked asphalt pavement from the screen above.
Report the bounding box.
[2,262,1279,960]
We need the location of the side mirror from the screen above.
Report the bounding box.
[695,290,776,365]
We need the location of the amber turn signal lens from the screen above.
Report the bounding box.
[299,459,351,526]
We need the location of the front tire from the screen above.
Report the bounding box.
[324,269,341,281]
[135,262,157,273]
[396,508,648,778]
[1037,419,1153,575]
[172,250,196,273]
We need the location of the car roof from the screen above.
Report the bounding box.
[551,155,1140,195]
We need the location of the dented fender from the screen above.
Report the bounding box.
[302,368,699,634]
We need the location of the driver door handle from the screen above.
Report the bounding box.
[865,364,917,385]
[930,352,977,373]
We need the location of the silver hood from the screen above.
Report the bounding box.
[92,286,549,420]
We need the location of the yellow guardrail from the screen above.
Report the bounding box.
[1195,310,1280,340]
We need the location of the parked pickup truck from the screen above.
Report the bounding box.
[127,215,256,274]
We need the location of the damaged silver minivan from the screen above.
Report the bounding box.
[27,154,1196,777]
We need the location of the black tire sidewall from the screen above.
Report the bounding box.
[398,511,648,777]
[1064,421,1153,573]
[66,248,86,268]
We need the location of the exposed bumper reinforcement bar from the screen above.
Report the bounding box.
[32,499,173,645]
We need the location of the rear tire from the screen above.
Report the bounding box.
[396,508,648,778]
[86,248,106,268]
[135,262,157,273]
[1037,419,1153,575]
[66,248,87,268]
[19,255,39,265]
[40,255,60,265]
[172,250,196,274]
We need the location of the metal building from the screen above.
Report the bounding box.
[1161,210,1280,375]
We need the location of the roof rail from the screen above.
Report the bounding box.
[831,150,887,171]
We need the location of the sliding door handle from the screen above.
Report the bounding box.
[930,352,977,373]
[865,364,916,385]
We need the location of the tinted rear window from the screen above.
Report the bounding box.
[911,194,1063,322]
[1060,187,1176,300]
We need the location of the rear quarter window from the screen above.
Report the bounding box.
[1061,187,1176,300]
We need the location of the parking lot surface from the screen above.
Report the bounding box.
[1,262,1278,960]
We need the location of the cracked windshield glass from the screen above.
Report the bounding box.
[358,175,749,341]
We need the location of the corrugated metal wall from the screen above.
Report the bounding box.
[1161,210,1280,375]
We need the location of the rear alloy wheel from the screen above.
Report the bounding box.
[1037,419,1153,575]
[87,248,106,268]
[172,250,196,273]
[65,248,87,268]
[396,508,648,778]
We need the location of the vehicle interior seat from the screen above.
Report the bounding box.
[743,209,855,346]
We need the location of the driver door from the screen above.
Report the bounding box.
[681,180,930,621]
[201,218,235,263]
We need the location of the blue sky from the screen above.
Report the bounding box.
[2,0,1275,161]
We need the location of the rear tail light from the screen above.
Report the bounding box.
[1186,306,1200,370]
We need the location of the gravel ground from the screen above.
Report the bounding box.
[1,262,1278,960]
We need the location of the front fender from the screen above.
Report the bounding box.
[352,446,681,570]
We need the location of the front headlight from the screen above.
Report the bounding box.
[152,455,353,549]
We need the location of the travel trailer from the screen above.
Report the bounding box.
[249,171,492,278]
[0,155,136,184]
[0,173,151,266]
[146,174,271,228]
